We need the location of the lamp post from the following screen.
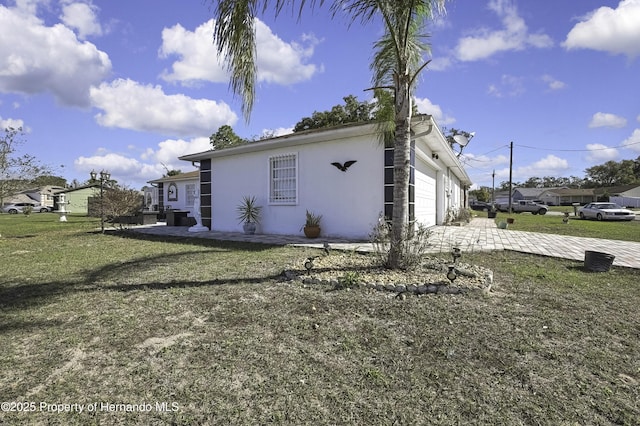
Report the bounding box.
[491,170,495,204]
[90,170,110,233]
[508,141,513,215]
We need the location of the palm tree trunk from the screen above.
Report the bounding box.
[388,72,412,269]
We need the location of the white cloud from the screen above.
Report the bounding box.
[563,0,640,59]
[460,153,509,169]
[0,3,111,106]
[585,143,619,162]
[74,152,169,187]
[621,129,640,152]
[59,1,103,39]
[415,97,456,126]
[89,78,238,137]
[159,20,226,84]
[514,154,570,179]
[487,74,525,98]
[261,127,293,138]
[588,112,627,128]
[456,152,510,188]
[12,0,43,16]
[254,20,320,84]
[140,137,212,166]
[0,116,26,131]
[455,0,553,61]
[74,137,210,187]
[541,74,566,91]
[159,18,320,86]
[427,56,453,71]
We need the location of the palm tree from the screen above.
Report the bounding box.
[209,0,447,269]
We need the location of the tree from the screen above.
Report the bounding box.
[585,160,639,187]
[293,95,376,132]
[209,0,446,269]
[469,187,491,202]
[210,125,247,150]
[102,185,144,227]
[498,180,521,192]
[30,175,67,188]
[0,127,50,207]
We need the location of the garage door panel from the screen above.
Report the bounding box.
[415,161,436,226]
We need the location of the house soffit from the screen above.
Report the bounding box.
[411,115,472,185]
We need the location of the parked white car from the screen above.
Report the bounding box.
[577,202,636,221]
[1,202,52,214]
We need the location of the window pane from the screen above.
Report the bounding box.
[270,154,297,204]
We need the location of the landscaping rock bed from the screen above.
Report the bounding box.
[284,252,493,295]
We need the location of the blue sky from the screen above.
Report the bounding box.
[1,0,639,189]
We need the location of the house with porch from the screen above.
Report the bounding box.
[3,185,65,209]
[179,115,472,239]
[539,188,596,206]
[146,170,200,213]
[53,184,101,215]
[512,187,546,202]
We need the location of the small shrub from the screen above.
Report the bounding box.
[370,217,433,270]
[445,206,472,224]
[457,208,473,223]
[338,271,361,288]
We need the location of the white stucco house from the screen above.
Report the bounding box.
[146,170,200,212]
[179,115,472,239]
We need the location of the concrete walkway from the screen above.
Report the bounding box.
[130,218,640,269]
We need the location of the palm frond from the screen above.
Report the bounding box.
[213,0,258,120]
[211,0,325,120]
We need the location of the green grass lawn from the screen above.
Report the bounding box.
[484,211,640,242]
[1,214,639,425]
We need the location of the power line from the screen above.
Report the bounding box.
[515,140,640,152]
[462,139,640,162]
[461,145,510,162]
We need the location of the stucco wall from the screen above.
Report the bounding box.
[210,134,384,239]
[163,179,198,212]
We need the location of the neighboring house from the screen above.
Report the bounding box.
[593,184,640,198]
[539,188,596,206]
[53,185,101,215]
[4,186,65,209]
[512,187,546,202]
[147,170,200,212]
[179,116,472,239]
[594,184,640,208]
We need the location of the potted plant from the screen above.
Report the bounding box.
[487,204,498,219]
[302,210,322,238]
[236,195,262,234]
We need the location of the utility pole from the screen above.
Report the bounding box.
[492,169,495,204]
[508,141,513,215]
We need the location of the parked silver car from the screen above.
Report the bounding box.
[1,202,52,214]
[577,202,636,221]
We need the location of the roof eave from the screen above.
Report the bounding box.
[179,122,380,162]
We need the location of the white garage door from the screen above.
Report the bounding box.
[414,160,437,226]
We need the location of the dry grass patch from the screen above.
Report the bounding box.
[1,216,639,424]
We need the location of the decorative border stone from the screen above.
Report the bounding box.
[287,267,493,296]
